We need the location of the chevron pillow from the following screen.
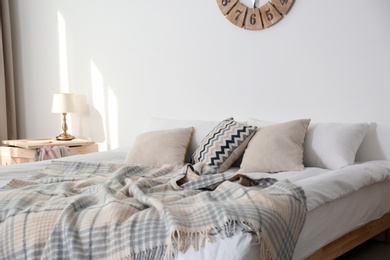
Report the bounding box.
[192,118,257,172]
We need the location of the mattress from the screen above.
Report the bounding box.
[0,148,389,259]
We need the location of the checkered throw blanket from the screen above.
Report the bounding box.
[0,161,307,259]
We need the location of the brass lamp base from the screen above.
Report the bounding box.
[55,112,75,141]
[56,133,75,141]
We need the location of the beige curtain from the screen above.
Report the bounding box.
[0,0,17,143]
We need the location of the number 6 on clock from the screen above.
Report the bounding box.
[244,8,263,30]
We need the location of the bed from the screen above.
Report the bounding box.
[1,117,390,259]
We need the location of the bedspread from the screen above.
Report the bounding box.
[0,161,307,260]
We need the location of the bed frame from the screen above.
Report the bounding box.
[306,212,390,259]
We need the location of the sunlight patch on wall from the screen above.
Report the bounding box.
[90,61,108,151]
[107,87,119,149]
[90,61,119,151]
[57,11,69,93]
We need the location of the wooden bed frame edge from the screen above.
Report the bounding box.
[306,211,390,260]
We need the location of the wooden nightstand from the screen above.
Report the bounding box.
[0,138,99,165]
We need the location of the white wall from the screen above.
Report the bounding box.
[9,1,390,160]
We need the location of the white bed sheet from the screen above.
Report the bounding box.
[1,148,390,259]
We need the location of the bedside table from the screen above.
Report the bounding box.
[0,138,99,165]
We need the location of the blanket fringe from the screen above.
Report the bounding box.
[165,219,264,260]
[120,246,166,260]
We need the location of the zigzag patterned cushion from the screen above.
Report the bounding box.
[192,118,257,172]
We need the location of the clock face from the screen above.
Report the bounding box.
[217,0,294,30]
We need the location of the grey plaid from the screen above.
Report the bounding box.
[0,161,306,259]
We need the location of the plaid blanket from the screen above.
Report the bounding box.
[0,161,307,259]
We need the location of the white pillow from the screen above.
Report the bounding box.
[303,122,370,169]
[144,118,220,163]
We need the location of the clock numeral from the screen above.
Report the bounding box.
[221,0,231,6]
[250,13,256,25]
[271,0,293,15]
[226,2,247,28]
[235,9,243,21]
[244,8,263,30]
[260,2,282,28]
[265,9,273,21]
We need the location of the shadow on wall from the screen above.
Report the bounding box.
[356,123,386,162]
[72,94,105,144]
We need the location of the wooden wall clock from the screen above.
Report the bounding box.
[217,0,294,30]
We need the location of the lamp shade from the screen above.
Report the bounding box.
[51,93,76,113]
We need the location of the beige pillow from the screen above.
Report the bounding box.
[125,127,193,168]
[239,119,311,173]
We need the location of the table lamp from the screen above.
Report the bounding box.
[51,93,76,141]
